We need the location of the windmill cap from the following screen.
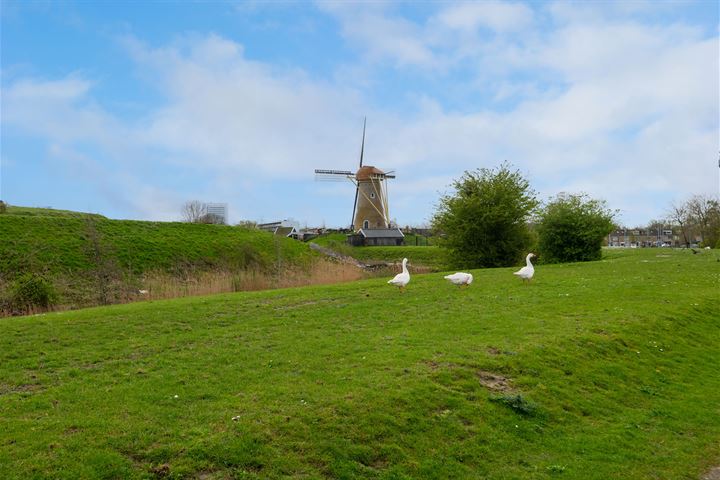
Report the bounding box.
[356,165,386,180]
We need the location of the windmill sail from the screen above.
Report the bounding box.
[351,117,367,228]
[351,188,359,229]
[359,117,366,168]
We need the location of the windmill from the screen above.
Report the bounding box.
[315,118,396,232]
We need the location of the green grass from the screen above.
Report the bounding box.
[1,248,719,479]
[0,213,316,310]
[3,205,107,219]
[352,246,447,270]
[310,233,350,247]
[0,215,313,278]
[312,234,446,270]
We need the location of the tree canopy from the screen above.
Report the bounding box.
[432,163,538,268]
[536,193,615,263]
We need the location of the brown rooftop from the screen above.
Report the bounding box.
[355,165,386,181]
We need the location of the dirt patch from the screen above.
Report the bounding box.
[485,346,517,356]
[150,463,171,479]
[273,300,326,311]
[703,467,720,480]
[0,383,42,396]
[423,360,440,370]
[422,359,463,371]
[477,371,513,392]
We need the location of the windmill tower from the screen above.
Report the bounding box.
[315,118,397,232]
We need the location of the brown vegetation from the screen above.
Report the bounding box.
[138,258,365,301]
[0,258,365,317]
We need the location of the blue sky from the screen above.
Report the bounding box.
[1,1,718,228]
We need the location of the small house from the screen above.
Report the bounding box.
[258,219,299,238]
[347,228,405,246]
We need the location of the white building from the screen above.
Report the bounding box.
[206,203,228,224]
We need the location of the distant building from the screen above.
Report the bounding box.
[206,203,228,224]
[258,219,300,238]
[347,228,405,246]
[608,227,679,247]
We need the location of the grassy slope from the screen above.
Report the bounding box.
[3,205,107,219]
[352,246,447,270]
[0,215,313,278]
[312,234,446,270]
[1,248,718,479]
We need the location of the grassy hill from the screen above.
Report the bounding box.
[312,233,447,271]
[1,248,718,479]
[0,210,317,313]
[3,205,107,219]
[351,246,447,270]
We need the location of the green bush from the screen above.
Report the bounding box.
[0,201,6,214]
[431,162,538,268]
[9,273,58,312]
[536,193,615,263]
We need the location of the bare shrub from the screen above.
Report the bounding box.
[182,201,208,223]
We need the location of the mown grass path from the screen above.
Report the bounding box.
[1,248,718,479]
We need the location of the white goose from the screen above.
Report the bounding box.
[513,253,536,283]
[444,272,473,287]
[388,258,410,292]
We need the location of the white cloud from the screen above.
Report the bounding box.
[318,4,438,68]
[127,36,366,178]
[2,4,718,227]
[5,76,92,101]
[547,0,684,25]
[2,76,132,153]
[434,1,534,32]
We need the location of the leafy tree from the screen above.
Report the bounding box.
[432,163,538,268]
[536,193,615,263]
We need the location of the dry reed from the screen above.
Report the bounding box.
[139,258,366,301]
[0,259,366,317]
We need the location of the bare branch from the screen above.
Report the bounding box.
[182,201,208,223]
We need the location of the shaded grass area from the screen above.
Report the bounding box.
[0,248,718,479]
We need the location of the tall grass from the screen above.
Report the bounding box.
[139,259,365,301]
[0,213,321,315]
[0,259,365,316]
